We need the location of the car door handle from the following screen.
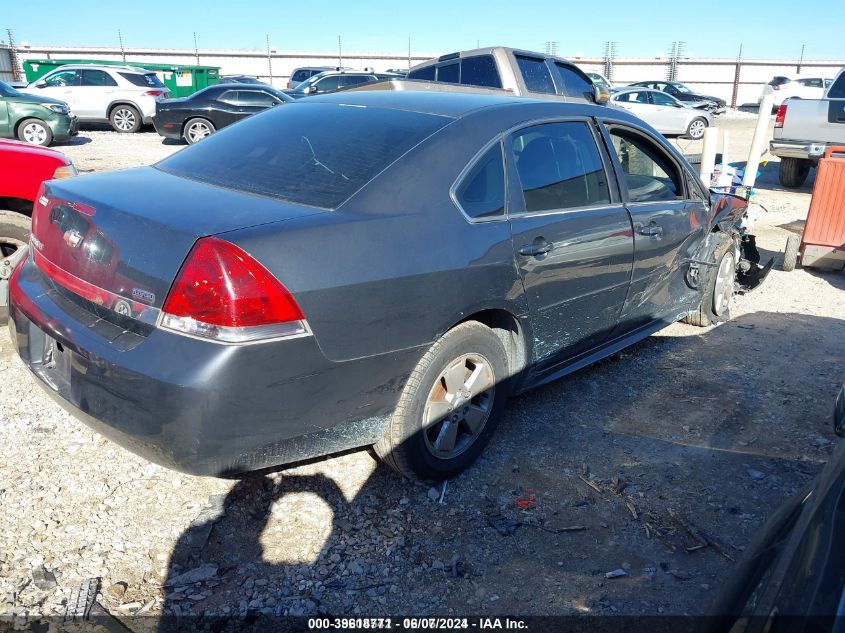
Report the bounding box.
[637,222,664,237]
[518,239,554,257]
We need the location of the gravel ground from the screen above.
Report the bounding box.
[1,114,844,626]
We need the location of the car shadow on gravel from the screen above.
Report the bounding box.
[157,311,843,626]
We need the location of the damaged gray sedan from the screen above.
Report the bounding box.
[6,90,768,480]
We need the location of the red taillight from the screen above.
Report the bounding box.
[160,237,306,343]
[775,104,787,128]
[286,81,291,89]
[144,90,164,96]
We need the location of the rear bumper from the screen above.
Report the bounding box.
[8,256,415,476]
[769,139,832,161]
[152,115,183,140]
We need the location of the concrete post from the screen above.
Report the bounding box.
[742,94,774,188]
[699,127,719,187]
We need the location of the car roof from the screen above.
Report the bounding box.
[209,82,276,90]
[307,88,624,120]
[46,64,150,74]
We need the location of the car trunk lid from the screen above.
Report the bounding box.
[30,166,324,323]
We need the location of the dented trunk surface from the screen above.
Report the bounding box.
[30,168,325,323]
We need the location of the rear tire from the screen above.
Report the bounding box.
[184,118,216,144]
[682,236,736,327]
[110,105,142,133]
[779,157,811,188]
[0,211,31,275]
[374,321,510,481]
[782,234,800,271]
[17,119,53,146]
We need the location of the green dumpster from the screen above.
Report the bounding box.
[22,59,219,97]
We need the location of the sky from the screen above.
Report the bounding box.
[3,0,843,60]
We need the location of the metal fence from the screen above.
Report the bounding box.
[4,44,844,106]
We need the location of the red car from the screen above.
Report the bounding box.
[1,139,76,320]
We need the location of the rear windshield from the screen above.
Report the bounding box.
[156,103,450,209]
[292,69,312,82]
[119,72,165,88]
[768,76,790,86]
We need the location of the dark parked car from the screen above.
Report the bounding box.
[710,384,845,632]
[220,75,264,84]
[153,83,292,144]
[628,81,726,113]
[7,91,759,480]
[286,70,387,99]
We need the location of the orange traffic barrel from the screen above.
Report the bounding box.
[794,146,845,270]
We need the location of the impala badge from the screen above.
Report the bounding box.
[131,288,155,304]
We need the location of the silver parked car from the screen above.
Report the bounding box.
[610,87,712,139]
[23,65,171,133]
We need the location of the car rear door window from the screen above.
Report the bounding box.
[607,127,683,202]
[515,55,555,94]
[455,142,505,219]
[437,63,460,84]
[408,65,436,80]
[616,91,648,104]
[511,121,610,213]
[157,102,450,209]
[460,55,502,88]
[554,63,594,100]
[80,70,118,87]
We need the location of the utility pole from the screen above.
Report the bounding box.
[118,29,126,62]
[6,29,21,82]
[266,34,273,83]
[603,41,618,82]
[193,32,200,65]
[731,43,743,109]
[797,44,805,73]
[338,35,343,67]
[668,41,686,81]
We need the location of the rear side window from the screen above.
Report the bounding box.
[218,90,239,104]
[238,90,278,106]
[157,103,450,209]
[408,65,436,80]
[455,143,505,219]
[616,91,648,103]
[511,122,610,213]
[554,63,593,100]
[80,69,118,87]
[607,127,683,202]
[460,56,502,88]
[119,72,165,88]
[437,63,460,84]
[515,55,555,94]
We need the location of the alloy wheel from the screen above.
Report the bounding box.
[113,109,137,131]
[423,353,496,459]
[0,236,26,279]
[713,251,736,316]
[22,123,47,145]
[689,119,706,140]
[187,122,212,143]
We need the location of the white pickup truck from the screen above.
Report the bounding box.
[770,66,845,187]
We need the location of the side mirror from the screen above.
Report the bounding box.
[593,85,609,105]
[305,86,317,94]
[835,384,845,437]
[34,80,47,88]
